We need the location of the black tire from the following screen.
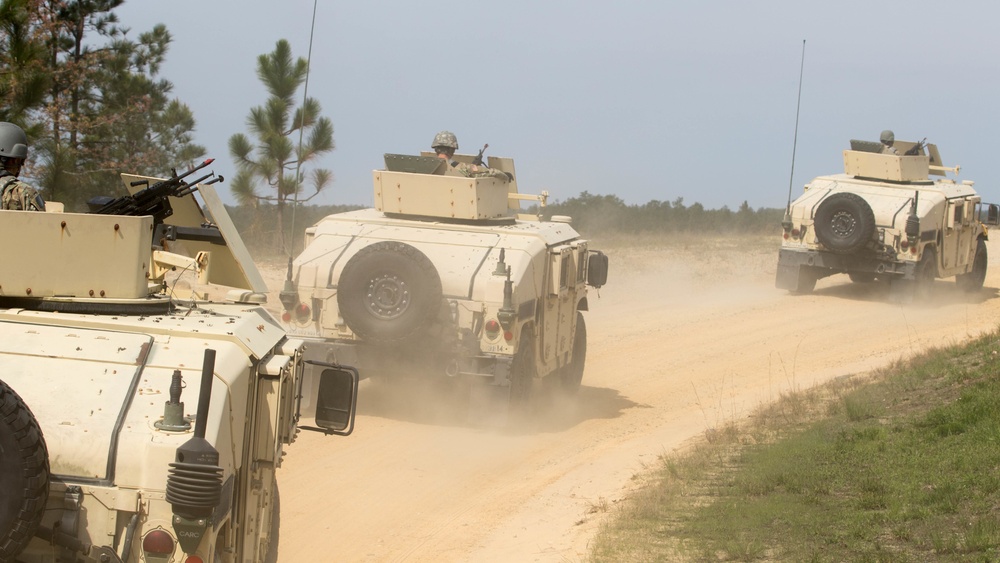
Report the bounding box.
[559,313,587,393]
[337,242,443,344]
[509,325,536,407]
[263,485,280,563]
[790,267,817,294]
[814,193,876,255]
[956,238,988,293]
[0,378,49,562]
[915,248,937,300]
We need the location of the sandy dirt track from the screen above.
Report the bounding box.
[271,236,1000,562]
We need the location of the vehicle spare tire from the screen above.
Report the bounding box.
[814,193,876,255]
[0,378,50,561]
[337,241,443,344]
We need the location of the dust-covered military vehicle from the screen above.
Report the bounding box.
[776,139,998,299]
[0,162,358,563]
[279,149,608,411]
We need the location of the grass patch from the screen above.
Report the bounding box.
[589,330,1000,562]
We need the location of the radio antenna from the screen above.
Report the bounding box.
[782,40,806,232]
[281,0,319,294]
[288,0,319,258]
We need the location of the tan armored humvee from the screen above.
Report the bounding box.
[776,139,998,299]
[0,170,358,563]
[279,151,609,414]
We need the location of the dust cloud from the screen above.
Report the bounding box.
[206,233,1000,562]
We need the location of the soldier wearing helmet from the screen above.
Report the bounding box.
[431,130,510,181]
[0,122,45,211]
[879,130,900,155]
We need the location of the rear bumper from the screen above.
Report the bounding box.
[775,247,918,289]
[299,338,512,385]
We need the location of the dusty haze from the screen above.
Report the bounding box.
[242,234,1000,562]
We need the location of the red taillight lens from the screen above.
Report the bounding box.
[485,319,501,338]
[503,330,513,342]
[782,232,789,240]
[281,311,291,323]
[295,303,310,321]
[185,557,204,563]
[791,228,800,237]
[900,239,909,250]
[142,529,175,554]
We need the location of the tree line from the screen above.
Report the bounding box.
[228,195,784,258]
[0,0,331,248]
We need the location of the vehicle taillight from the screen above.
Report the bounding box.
[185,557,204,563]
[900,239,909,250]
[281,311,291,323]
[791,228,800,238]
[504,330,513,342]
[484,319,501,340]
[295,302,310,321]
[142,528,175,556]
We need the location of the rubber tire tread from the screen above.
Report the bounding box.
[957,238,988,292]
[262,485,280,563]
[337,241,442,344]
[509,325,536,407]
[0,378,49,562]
[559,313,587,393]
[814,192,876,255]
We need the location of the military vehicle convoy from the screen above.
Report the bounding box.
[279,150,608,411]
[0,164,358,563]
[776,139,998,299]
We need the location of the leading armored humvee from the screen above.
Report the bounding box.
[279,150,609,413]
[0,165,358,563]
[776,139,998,299]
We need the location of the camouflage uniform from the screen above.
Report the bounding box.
[445,160,510,181]
[0,174,45,211]
[432,130,510,182]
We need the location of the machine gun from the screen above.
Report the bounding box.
[89,158,222,226]
[904,137,927,156]
[472,143,489,166]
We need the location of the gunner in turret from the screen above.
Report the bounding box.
[880,130,900,155]
[0,122,45,211]
[431,130,510,181]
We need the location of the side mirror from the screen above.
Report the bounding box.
[587,250,609,289]
[312,364,359,436]
[985,203,1000,226]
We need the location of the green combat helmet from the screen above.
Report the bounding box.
[432,130,458,150]
[0,122,28,160]
[880,130,895,145]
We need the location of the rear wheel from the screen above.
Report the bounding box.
[509,325,536,407]
[915,249,937,300]
[956,238,987,293]
[790,267,817,294]
[559,313,587,393]
[263,485,280,563]
[0,379,49,562]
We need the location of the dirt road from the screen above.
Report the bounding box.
[274,236,1000,562]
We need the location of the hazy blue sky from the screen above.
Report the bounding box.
[115,1,1000,211]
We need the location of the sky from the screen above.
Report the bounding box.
[113,1,1000,212]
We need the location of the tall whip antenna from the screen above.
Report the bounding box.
[288,0,319,258]
[281,0,319,293]
[782,40,806,232]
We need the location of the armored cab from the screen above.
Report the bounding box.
[0,169,358,563]
[776,139,997,299]
[279,151,609,411]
